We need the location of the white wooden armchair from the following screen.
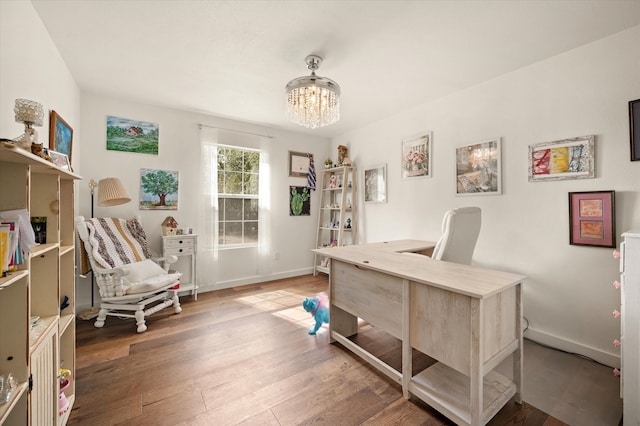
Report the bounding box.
[75,216,182,333]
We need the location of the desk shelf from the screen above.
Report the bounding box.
[410,363,516,426]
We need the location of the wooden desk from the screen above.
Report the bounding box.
[313,240,526,426]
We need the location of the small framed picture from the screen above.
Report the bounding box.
[455,138,501,195]
[364,164,387,203]
[569,190,615,248]
[288,151,311,177]
[528,135,595,181]
[630,99,639,161]
[48,149,71,171]
[401,132,432,179]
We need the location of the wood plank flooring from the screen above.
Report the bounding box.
[69,274,566,425]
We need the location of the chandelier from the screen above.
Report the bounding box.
[285,55,340,129]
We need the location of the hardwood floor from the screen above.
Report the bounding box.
[70,274,567,425]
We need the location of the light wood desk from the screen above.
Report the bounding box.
[313,240,526,426]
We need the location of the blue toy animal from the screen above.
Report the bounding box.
[302,292,329,335]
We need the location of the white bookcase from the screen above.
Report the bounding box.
[620,230,640,426]
[313,166,357,275]
[0,141,80,425]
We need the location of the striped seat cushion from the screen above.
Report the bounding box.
[86,217,152,269]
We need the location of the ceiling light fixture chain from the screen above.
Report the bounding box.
[285,54,340,129]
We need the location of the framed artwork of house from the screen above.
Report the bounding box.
[106,115,159,155]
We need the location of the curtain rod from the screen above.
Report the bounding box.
[198,123,274,139]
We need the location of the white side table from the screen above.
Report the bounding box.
[162,234,198,300]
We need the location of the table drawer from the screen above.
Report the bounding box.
[164,246,195,256]
[164,237,195,249]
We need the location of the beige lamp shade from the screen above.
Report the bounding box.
[97,177,131,206]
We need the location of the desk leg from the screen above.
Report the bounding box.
[514,283,523,404]
[402,279,411,399]
[470,298,483,426]
[329,305,358,342]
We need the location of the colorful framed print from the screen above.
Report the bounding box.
[455,138,501,196]
[529,135,595,181]
[569,190,615,248]
[49,111,73,163]
[289,186,310,216]
[288,151,310,177]
[630,99,640,161]
[401,132,431,179]
[107,115,159,155]
[139,168,178,210]
[364,164,387,203]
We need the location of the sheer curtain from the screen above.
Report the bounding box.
[198,126,219,287]
[198,125,273,288]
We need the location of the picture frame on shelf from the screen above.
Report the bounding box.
[401,132,432,179]
[48,149,71,171]
[569,190,615,248]
[364,164,387,203]
[630,99,639,161]
[288,151,310,177]
[528,135,595,181]
[455,138,501,196]
[49,111,73,163]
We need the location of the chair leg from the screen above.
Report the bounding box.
[94,308,107,328]
[172,291,182,314]
[135,308,147,333]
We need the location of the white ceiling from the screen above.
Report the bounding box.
[31,0,640,138]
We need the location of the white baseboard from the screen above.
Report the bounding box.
[525,327,620,369]
[197,267,315,293]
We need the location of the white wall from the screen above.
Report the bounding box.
[78,93,330,302]
[0,0,82,305]
[0,0,81,169]
[333,26,640,367]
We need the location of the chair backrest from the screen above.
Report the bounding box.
[431,207,481,265]
[76,216,152,270]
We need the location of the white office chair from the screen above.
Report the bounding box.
[431,207,481,265]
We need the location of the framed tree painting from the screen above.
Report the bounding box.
[455,138,501,195]
[49,111,73,163]
[139,168,178,210]
[569,190,615,248]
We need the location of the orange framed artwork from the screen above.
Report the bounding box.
[568,190,615,248]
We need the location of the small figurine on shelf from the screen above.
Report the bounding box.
[31,142,51,161]
[328,175,337,189]
[337,144,352,166]
[345,218,352,229]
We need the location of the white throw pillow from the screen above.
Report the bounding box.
[120,259,166,284]
[126,273,181,295]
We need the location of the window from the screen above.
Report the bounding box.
[217,146,260,246]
